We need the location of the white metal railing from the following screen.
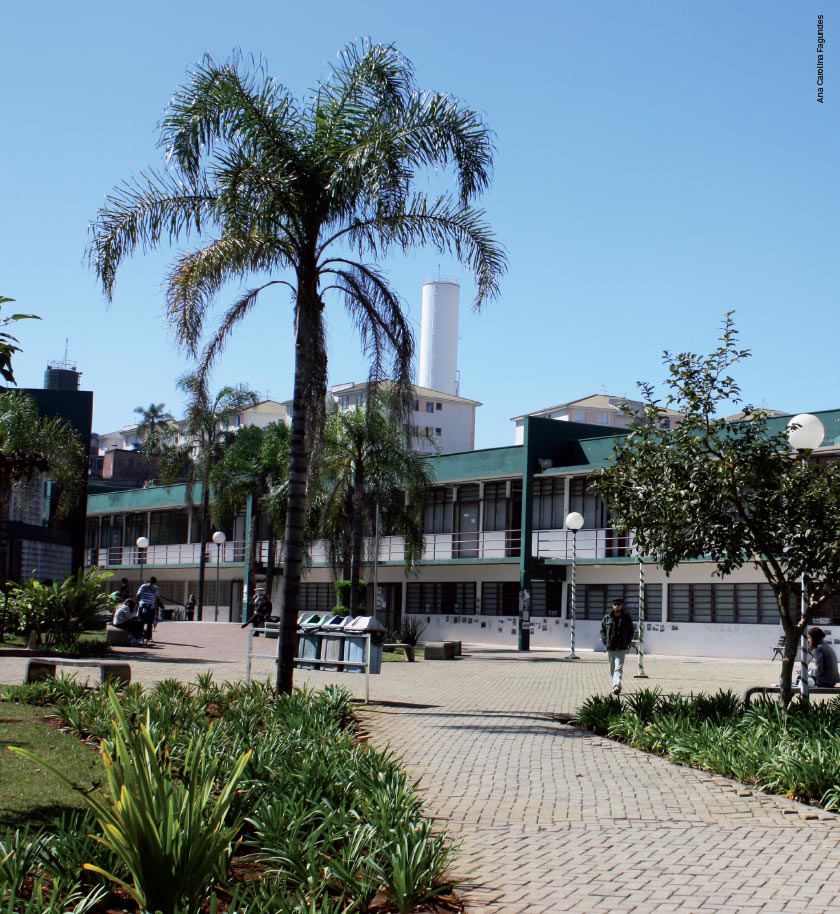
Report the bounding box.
[89,540,249,568]
[535,528,635,560]
[87,527,634,569]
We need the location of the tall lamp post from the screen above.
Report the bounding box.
[786,413,825,701]
[634,557,649,678]
[212,531,226,623]
[564,511,584,660]
[136,536,149,583]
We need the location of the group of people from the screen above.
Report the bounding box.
[111,577,163,646]
[601,597,840,695]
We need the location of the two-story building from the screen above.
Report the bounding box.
[85,407,840,659]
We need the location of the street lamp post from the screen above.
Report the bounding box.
[136,536,149,583]
[564,512,584,660]
[212,531,227,623]
[786,414,825,702]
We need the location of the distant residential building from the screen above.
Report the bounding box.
[511,393,684,445]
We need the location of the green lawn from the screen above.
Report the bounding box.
[0,703,102,829]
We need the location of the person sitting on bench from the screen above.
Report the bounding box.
[112,598,145,644]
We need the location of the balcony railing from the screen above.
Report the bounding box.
[87,527,633,570]
[535,528,635,560]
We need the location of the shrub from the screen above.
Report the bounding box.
[5,567,113,650]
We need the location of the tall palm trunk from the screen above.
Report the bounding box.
[277,288,322,693]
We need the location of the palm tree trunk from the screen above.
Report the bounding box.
[277,291,321,693]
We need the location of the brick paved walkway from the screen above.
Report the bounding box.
[2,622,839,913]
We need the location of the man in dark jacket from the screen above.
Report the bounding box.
[600,598,635,695]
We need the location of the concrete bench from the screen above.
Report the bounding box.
[25,657,131,687]
[423,641,459,660]
[106,625,138,647]
[745,684,840,703]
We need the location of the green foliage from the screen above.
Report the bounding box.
[12,690,252,914]
[5,568,113,650]
[396,616,427,646]
[4,676,458,913]
[0,297,40,385]
[333,579,366,609]
[571,693,623,735]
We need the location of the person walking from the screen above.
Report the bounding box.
[136,576,161,643]
[184,593,196,622]
[600,597,635,695]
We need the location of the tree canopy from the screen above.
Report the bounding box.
[594,315,840,704]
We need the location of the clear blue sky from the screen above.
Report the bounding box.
[1,1,836,448]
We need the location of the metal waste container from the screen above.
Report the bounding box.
[297,613,326,667]
[321,614,352,670]
[345,616,387,674]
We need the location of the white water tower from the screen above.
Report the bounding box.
[417,280,459,395]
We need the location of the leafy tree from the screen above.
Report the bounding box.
[0,296,40,385]
[594,315,840,705]
[317,395,431,613]
[88,42,505,691]
[157,373,260,619]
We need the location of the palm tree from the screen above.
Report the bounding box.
[0,297,40,385]
[0,391,85,587]
[157,373,260,619]
[88,41,505,691]
[318,396,431,613]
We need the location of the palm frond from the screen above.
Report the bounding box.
[166,234,294,354]
[88,170,216,300]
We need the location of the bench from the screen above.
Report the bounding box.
[25,658,131,686]
[745,684,840,703]
[772,636,786,661]
[106,625,139,647]
[423,641,459,660]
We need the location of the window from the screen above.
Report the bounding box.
[435,402,442,411]
[669,583,786,624]
[575,584,663,621]
[298,583,335,613]
[338,395,350,409]
[532,477,565,530]
[596,411,611,425]
[435,427,442,436]
[530,580,564,616]
[424,488,454,534]
[406,581,476,614]
[572,410,587,423]
[480,582,520,615]
[412,400,419,411]
[425,402,435,413]
[568,477,608,529]
[149,510,189,546]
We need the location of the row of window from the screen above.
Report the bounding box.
[413,400,443,413]
[399,582,819,624]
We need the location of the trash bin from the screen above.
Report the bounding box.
[297,613,326,667]
[321,614,351,670]
[345,616,387,674]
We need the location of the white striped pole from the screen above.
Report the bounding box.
[635,557,648,678]
[569,529,579,659]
